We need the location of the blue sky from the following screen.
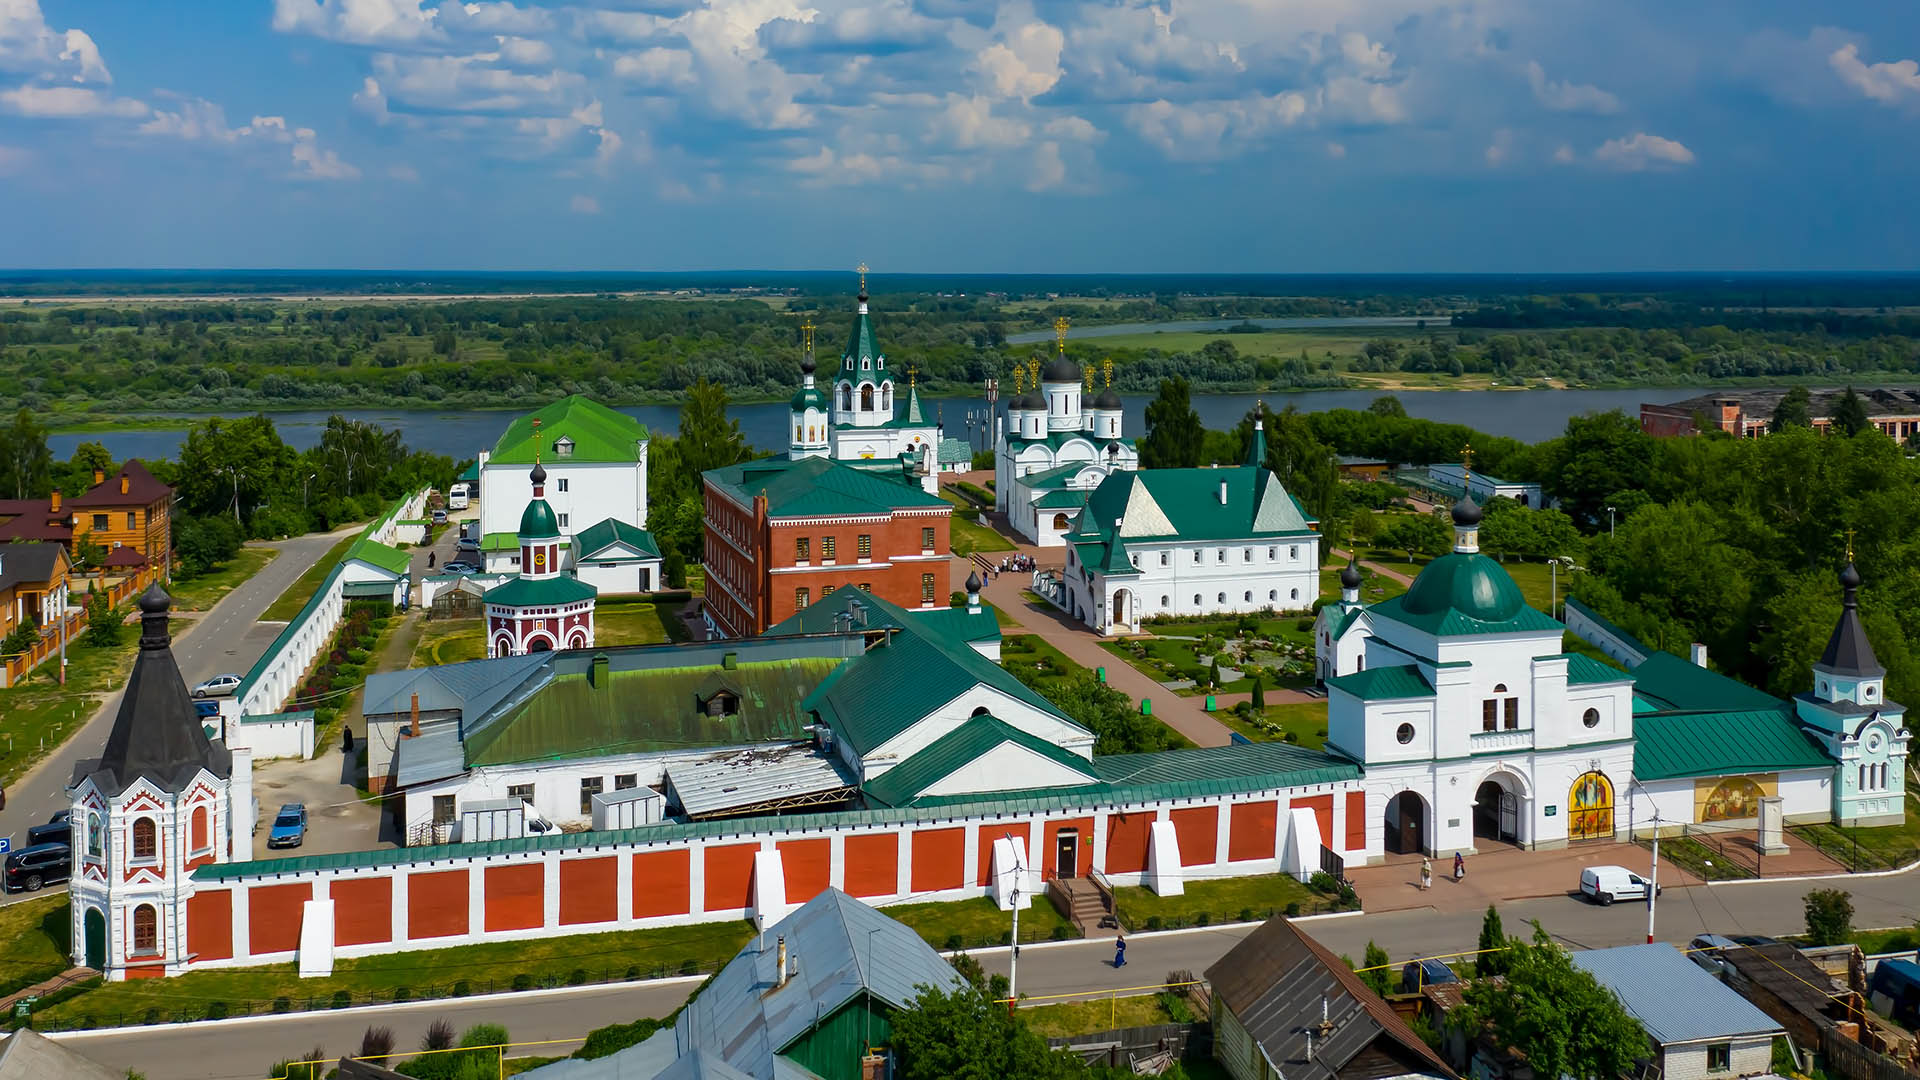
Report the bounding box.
[1,0,1917,272]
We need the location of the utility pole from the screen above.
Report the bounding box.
[1008,844,1024,1014]
[1607,506,1617,539]
[1647,814,1660,944]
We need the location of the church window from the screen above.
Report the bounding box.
[822,536,836,562]
[1582,707,1601,729]
[555,437,574,457]
[1193,550,1202,563]
[1217,592,1226,603]
[191,806,209,854]
[922,573,936,604]
[1161,596,1169,606]
[556,478,568,492]
[1243,548,1252,562]
[1865,685,1876,700]
[131,817,156,861]
[1217,549,1226,562]
[795,423,803,441]
[1244,591,1253,602]
[922,526,935,551]
[1271,590,1278,601]
[132,905,159,955]
[840,385,852,410]
[1504,697,1519,730]
[883,385,893,411]
[1482,699,1498,732]
[1193,594,1202,605]
[796,588,810,610]
[796,537,810,563]
[558,514,569,528]
[1396,723,1415,745]
[857,534,872,560]
[1159,552,1169,566]
[87,813,103,858]
[1358,656,1365,671]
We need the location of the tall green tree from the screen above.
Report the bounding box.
[1830,386,1870,436]
[1539,410,1654,528]
[1140,376,1204,469]
[1358,941,1394,998]
[1804,889,1854,944]
[1455,924,1648,1080]
[676,378,752,485]
[890,983,1084,1080]
[1368,394,1408,418]
[1770,386,1812,432]
[84,585,119,647]
[1476,905,1508,977]
[315,414,405,497]
[1261,405,1338,521]
[1381,513,1450,562]
[175,415,297,524]
[0,407,52,500]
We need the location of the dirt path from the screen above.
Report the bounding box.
[1329,547,1417,586]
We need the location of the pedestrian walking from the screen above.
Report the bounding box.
[1113,935,1127,968]
[1420,856,1432,890]
[343,727,355,754]
[1453,851,1465,881]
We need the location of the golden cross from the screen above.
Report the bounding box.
[1461,442,1474,480]
[801,319,814,351]
[1084,368,1093,393]
[908,365,917,389]
[1027,356,1041,385]
[856,262,868,293]
[1012,364,1024,393]
[532,417,542,463]
[1102,357,1113,388]
[1053,316,1071,353]
[1846,528,1856,562]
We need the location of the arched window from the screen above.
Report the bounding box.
[1160,596,1169,606]
[86,812,103,858]
[1269,590,1277,601]
[882,385,893,411]
[839,384,852,410]
[1217,592,1226,603]
[191,806,209,853]
[1290,588,1299,600]
[861,385,875,411]
[971,706,991,717]
[132,904,158,955]
[132,818,156,861]
[1396,723,1415,745]
[1193,594,1202,605]
[1244,591,1252,602]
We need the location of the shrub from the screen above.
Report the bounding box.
[568,968,589,986]
[1239,907,1255,923]
[451,980,470,998]
[1308,871,1336,895]
[623,967,639,981]
[678,958,699,976]
[1294,617,1313,631]
[205,1001,229,1020]
[1196,912,1211,927]
[510,974,533,992]
[1284,901,1302,917]
[422,1019,457,1051]
[359,1026,397,1062]
[1049,925,1072,941]
[943,934,964,951]
[142,1008,161,1025]
[271,997,292,1014]
[1145,916,1163,932]
[1805,889,1854,946]
[577,1018,665,1061]
[392,986,412,1003]
[331,990,351,1009]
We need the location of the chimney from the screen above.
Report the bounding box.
[775,936,789,989]
[1218,480,1228,505]
[1690,642,1708,668]
[120,475,129,495]
[49,491,59,514]
[410,691,421,736]
[92,468,104,486]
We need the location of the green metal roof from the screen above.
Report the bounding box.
[899,606,1003,646]
[1632,708,1832,781]
[481,531,566,553]
[1033,488,1091,509]
[518,497,560,540]
[1564,653,1631,685]
[1086,537,1138,575]
[197,739,1361,882]
[574,517,661,561]
[1022,462,1092,490]
[1630,651,1783,713]
[768,585,1001,650]
[490,396,649,464]
[938,438,971,465]
[791,386,830,412]
[1328,606,1365,641]
[1564,596,1651,656]
[483,574,597,608]
[1367,587,1564,638]
[839,305,883,373]
[1083,466,1316,543]
[345,536,412,576]
[464,657,844,767]
[862,714,1098,807]
[1325,665,1435,701]
[1363,550,1568,639]
[704,455,949,519]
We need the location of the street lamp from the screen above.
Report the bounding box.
[302,472,317,510]
[1606,506,1617,539]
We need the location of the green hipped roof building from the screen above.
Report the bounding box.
[489,395,648,464]
[1063,463,1318,574]
[703,455,949,518]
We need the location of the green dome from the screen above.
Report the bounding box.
[1399,552,1524,623]
[519,497,560,539]
[791,387,830,413]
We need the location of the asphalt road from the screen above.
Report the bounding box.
[56,860,1920,1080]
[0,526,361,899]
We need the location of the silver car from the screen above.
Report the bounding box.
[192,673,243,698]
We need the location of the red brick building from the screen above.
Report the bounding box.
[701,456,952,638]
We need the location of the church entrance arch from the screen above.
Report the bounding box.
[1384,791,1427,855]
[527,636,554,653]
[1473,778,1521,845]
[1568,770,1614,842]
[1110,588,1134,634]
[83,907,105,970]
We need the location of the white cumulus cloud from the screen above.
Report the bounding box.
[1525,60,1620,113]
[0,0,112,83]
[1339,32,1395,77]
[1594,132,1694,170]
[1485,127,1513,166]
[1552,143,1574,164]
[1830,43,1920,105]
[1128,91,1308,161]
[0,83,144,118]
[975,18,1063,101]
[271,0,443,47]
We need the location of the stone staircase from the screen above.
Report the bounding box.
[1048,874,1118,938]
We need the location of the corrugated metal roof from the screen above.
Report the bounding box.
[1632,708,1831,781]
[1571,944,1783,1045]
[666,743,856,819]
[1630,651,1782,713]
[0,1028,123,1080]
[704,456,949,519]
[362,653,548,719]
[392,724,466,788]
[1564,653,1631,685]
[1326,665,1435,702]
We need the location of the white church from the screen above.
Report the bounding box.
[1316,491,1910,857]
[786,269,941,492]
[993,322,1141,546]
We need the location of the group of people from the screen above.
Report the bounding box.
[1419,852,1467,890]
[998,554,1035,573]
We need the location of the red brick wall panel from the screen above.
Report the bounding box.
[843,833,899,898]
[633,849,691,918]
[483,864,545,932]
[778,838,832,905]
[909,828,965,893]
[1290,795,1334,851]
[406,869,470,940]
[1228,801,1279,863]
[1346,791,1367,849]
[1171,806,1219,867]
[1104,813,1151,874]
[559,858,617,926]
[703,843,757,912]
[248,882,311,956]
[186,889,231,962]
[332,877,394,946]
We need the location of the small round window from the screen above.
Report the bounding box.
[1396,723,1415,745]
[1582,707,1600,729]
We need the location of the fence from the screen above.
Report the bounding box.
[0,565,161,688]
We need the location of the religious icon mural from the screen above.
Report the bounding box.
[1698,775,1770,822]
[1567,770,1614,841]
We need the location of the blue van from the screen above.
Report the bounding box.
[1869,958,1920,1028]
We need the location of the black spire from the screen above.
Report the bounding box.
[75,585,231,795]
[1817,560,1883,677]
[1450,493,1483,527]
[530,461,547,486]
[1339,558,1362,590]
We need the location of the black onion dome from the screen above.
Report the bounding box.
[1840,561,1862,589]
[1451,494,1483,527]
[530,461,547,485]
[801,351,817,375]
[139,582,171,615]
[1339,560,1362,589]
[966,569,982,593]
[1093,387,1123,409]
[1041,354,1081,383]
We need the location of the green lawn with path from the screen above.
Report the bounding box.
[882,895,1078,949]
[938,491,1016,556]
[594,600,675,647]
[168,546,278,612]
[1112,873,1339,931]
[1102,612,1318,696]
[1216,700,1329,750]
[1021,994,1176,1036]
[261,533,359,622]
[1001,633,1092,695]
[1790,790,1920,871]
[410,618,487,668]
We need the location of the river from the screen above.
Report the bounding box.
[1004,315,1442,344]
[49,388,1691,464]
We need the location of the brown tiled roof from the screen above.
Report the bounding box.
[0,516,72,543]
[104,546,148,568]
[71,460,171,506]
[1208,916,1456,1080]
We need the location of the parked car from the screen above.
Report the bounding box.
[26,817,70,848]
[194,699,222,720]
[1869,958,1920,1029]
[431,509,449,525]
[267,804,308,849]
[1687,934,1743,976]
[1399,958,1458,993]
[3,843,70,892]
[455,537,480,553]
[1579,864,1661,905]
[192,673,243,698]
[443,561,480,575]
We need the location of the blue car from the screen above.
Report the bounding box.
[267,804,307,849]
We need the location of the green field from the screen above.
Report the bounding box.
[1217,701,1330,750]
[261,532,359,622]
[938,491,1016,556]
[1000,633,1091,695]
[169,546,277,612]
[410,618,487,667]
[595,600,676,647]
[1112,873,1336,931]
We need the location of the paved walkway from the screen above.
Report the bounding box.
[1328,547,1416,586]
[953,529,1233,748]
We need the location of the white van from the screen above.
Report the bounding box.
[447,483,470,510]
[1579,864,1660,905]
